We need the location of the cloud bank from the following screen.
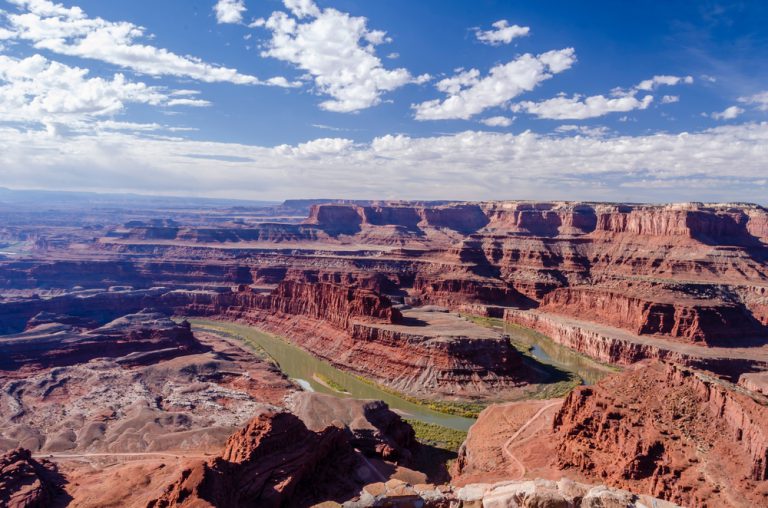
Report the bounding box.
[2,123,767,203]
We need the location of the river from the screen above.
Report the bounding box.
[187,319,477,431]
[187,317,614,432]
[501,322,615,385]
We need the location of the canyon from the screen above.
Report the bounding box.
[1,195,768,506]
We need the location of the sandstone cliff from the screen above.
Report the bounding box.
[148,411,361,507]
[553,362,768,507]
[0,448,63,508]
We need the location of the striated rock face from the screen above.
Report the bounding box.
[286,392,416,463]
[0,309,207,370]
[305,202,490,234]
[196,271,400,331]
[148,411,360,508]
[553,362,768,507]
[539,286,765,345]
[0,448,62,508]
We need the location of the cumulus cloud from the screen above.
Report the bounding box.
[480,116,514,127]
[514,94,653,120]
[739,91,768,111]
[214,0,246,24]
[0,54,207,130]
[475,20,530,45]
[258,0,428,112]
[4,122,767,203]
[2,0,291,86]
[275,137,354,157]
[635,75,693,91]
[514,73,692,120]
[661,95,679,104]
[413,48,576,121]
[711,106,743,120]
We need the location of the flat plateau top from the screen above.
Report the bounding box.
[367,308,501,340]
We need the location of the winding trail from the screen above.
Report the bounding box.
[502,401,562,479]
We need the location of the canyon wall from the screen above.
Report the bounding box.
[504,308,768,378]
[5,200,768,385]
[553,362,768,506]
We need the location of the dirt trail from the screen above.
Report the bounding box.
[502,401,562,479]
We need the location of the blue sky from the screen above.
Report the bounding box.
[0,0,767,202]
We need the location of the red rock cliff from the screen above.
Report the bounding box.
[553,362,768,507]
[148,411,359,508]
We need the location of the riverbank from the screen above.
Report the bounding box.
[462,314,618,385]
[185,318,478,430]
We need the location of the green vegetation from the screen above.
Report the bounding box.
[462,314,505,329]
[405,419,467,452]
[352,374,486,418]
[527,373,582,399]
[314,372,348,393]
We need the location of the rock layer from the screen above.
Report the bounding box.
[553,362,768,507]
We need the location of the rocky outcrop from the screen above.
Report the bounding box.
[553,362,768,507]
[0,448,62,508]
[346,478,678,507]
[148,411,360,508]
[286,392,416,463]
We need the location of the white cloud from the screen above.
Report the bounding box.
[711,106,743,120]
[475,20,530,46]
[480,116,514,127]
[0,54,208,129]
[284,0,321,19]
[214,0,246,24]
[514,94,653,120]
[514,73,692,120]
[413,48,576,120]
[166,98,212,107]
[739,91,768,111]
[258,0,427,112]
[5,123,768,203]
[275,137,354,157]
[554,124,610,137]
[635,75,693,91]
[3,0,291,86]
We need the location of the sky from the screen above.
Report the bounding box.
[0,0,767,203]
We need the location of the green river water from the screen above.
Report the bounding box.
[187,318,613,432]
